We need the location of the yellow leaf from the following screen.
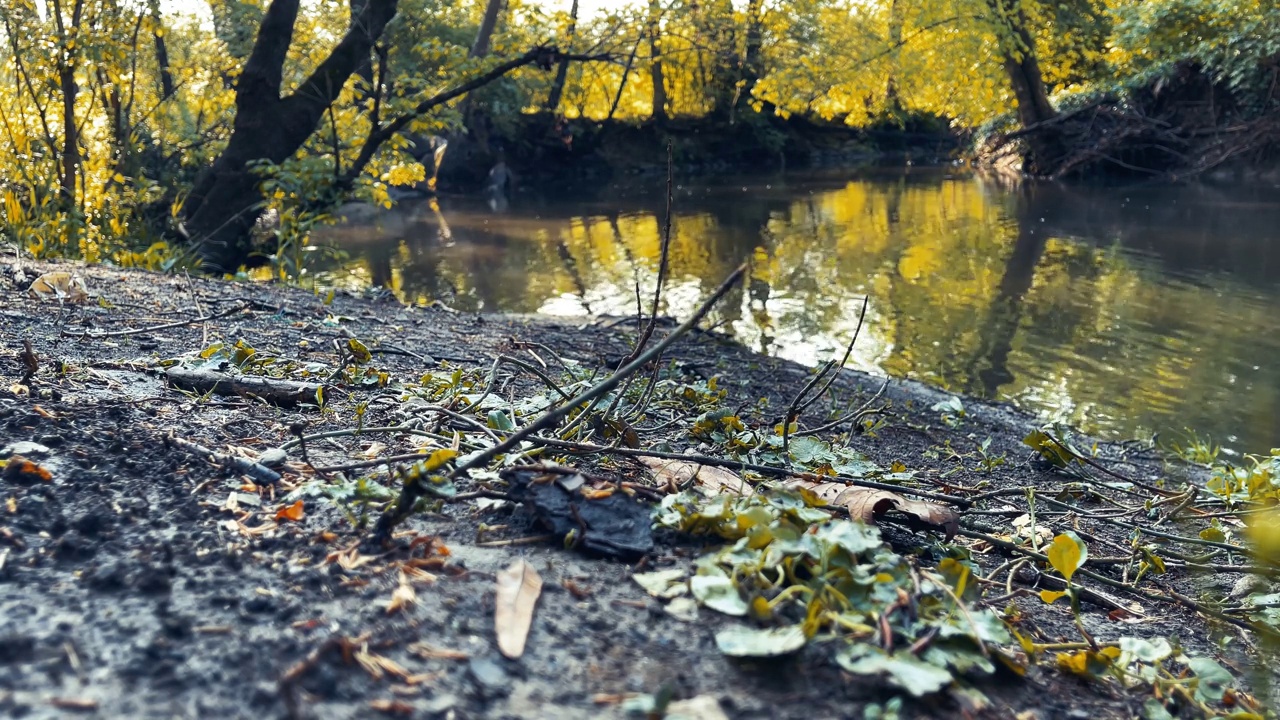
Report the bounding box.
[1039,590,1067,604]
[1046,532,1088,583]
[421,448,458,473]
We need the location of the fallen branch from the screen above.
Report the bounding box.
[166,432,281,485]
[165,367,327,407]
[61,303,246,339]
[371,263,748,541]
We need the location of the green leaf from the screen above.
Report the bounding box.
[1046,531,1088,583]
[1119,636,1173,664]
[714,625,807,657]
[816,520,882,556]
[691,574,749,616]
[487,409,515,432]
[837,648,953,696]
[1200,526,1227,542]
[1187,656,1233,703]
[1141,698,1176,720]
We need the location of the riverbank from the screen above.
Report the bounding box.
[435,113,965,192]
[1,255,1275,719]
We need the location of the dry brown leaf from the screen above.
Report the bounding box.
[275,500,305,522]
[830,487,960,538]
[785,479,960,539]
[407,642,470,660]
[638,457,753,497]
[29,271,88,303]
[494,558,542,659]
[386,573,417,614]
[370,698,414,716]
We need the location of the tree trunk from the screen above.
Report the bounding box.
[885,0,902,115]
[150,0,175,100]
[739,0,764,103]
[991,0,1060,173]
[471,0,502,58]
[648,0,666,122]
[608,30,644,121]
[51,0,84,210]
[183,0,400,271]
[544,0,578,112]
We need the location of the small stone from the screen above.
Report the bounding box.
[256,448,288,468]
[422,693,458,717]
[1229,574,1271,599]
[1,441,50,457]
[468,657,510,698]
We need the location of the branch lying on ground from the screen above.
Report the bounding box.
[166,432,281,485]
[165,367,327,408]
[370,263,747,541]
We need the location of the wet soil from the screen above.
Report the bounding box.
[0,256,1270,719]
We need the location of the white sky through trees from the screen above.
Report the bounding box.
[159,0,637,26]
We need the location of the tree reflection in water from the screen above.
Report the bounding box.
[314,172,1280,455]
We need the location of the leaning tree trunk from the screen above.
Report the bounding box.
[544,0,579,112]
[182,0,399,271]
[991,0,1061,174]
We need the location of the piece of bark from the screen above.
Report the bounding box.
[165,368,326,407]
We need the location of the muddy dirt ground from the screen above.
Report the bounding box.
[0,256,1273,719]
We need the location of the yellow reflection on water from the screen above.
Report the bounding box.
[315,173,1280,454]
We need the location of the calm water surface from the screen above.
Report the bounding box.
[316,170,1280,456]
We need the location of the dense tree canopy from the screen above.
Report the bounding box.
[0,0,1276,273]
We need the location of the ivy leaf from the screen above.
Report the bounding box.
[714,625,806,657]
[837,647,954,696]
[632,569,688,599]
[1046,531,1088,583]
[691,574,749,616]
[1187,656,1233,703]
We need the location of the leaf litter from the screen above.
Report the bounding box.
[3,257,1278,719]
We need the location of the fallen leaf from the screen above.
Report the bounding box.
[275,500,305,522]
[50,697,99,711]
[29,271,89,303]
[494,558,542,659]
[632,568,688,599]
[370,699,414,716]
[664,695,730,720]
[714,625,807,657]
[789,482,960,539]
[638,457,753,496]
[2,455,52,483]
[407,642,470,660]
[386,573,417,614]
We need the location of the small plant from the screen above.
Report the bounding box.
[931,396,966,428]
[1167,429,1221,466]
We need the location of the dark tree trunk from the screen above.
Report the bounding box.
[648,0,666,122]
[150,0,175,100]
[183,0,400,271]
[991,0,1061,173]
[471,0,502,58]
[608,30,644,121]
[885,0,903,114]
[544,0,578,112]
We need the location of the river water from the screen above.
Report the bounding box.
[317,169,1280,457]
